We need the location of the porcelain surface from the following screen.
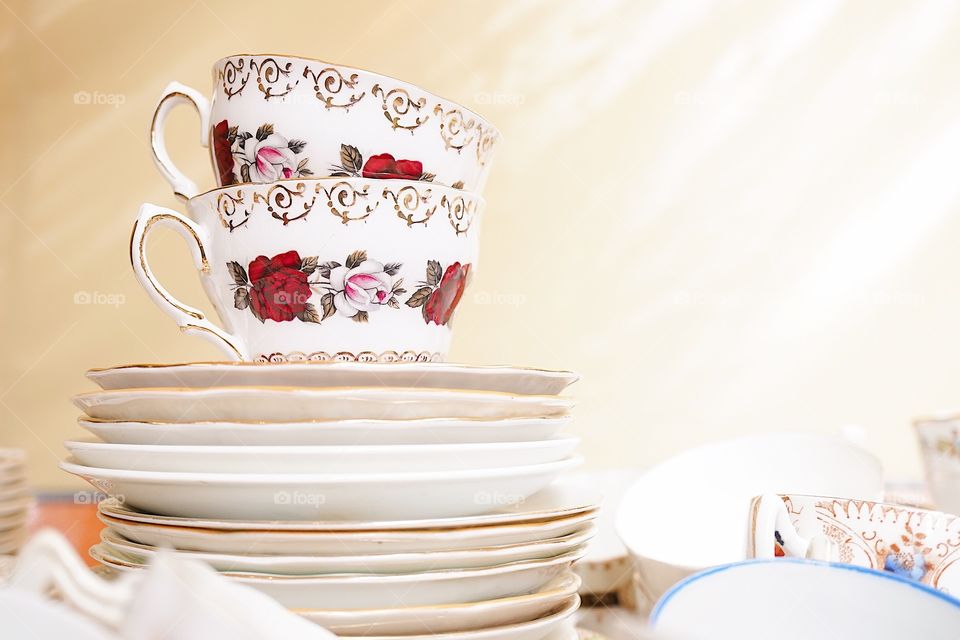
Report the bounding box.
[151,55,499,197]
[651,558,960,639]
[96,483,600,531]
[62,457,581,520]
[79,416,571,446]
[65,436,580,474]
[87,362,577,396]
[131,178,481,361]
[98,525,594,574]
[73,387,573,422]
[616,433,884,602]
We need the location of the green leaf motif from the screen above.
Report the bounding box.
[297,303,321,324]
[320,293,336,320]
[255,123,275,141]
[426,260,442,287]
[339,144,363,174]
[318,261,341,280]
[300,256,319,275]
[406,286,433,308]
[345,250,367,270]
[233,287,249,310]
[226,261,248,286]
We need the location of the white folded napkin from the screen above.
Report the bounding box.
[120,549,336,640]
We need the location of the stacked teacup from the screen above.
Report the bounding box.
[64,55,595,640]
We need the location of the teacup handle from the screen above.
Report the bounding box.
[130,203,246,360]
[750,493,811,559]
[150,81,211,200]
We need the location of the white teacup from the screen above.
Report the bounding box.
[749,493,960,593]
[914,414,960,515]
[151,54,500,199]
[130,178,482,362]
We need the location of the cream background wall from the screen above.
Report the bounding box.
[3,0,960,489]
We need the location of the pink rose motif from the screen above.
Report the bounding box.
[329,260,393,318]
[243,133,298,182]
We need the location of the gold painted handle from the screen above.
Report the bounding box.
[130,203,245,360]
[150,82,211,200]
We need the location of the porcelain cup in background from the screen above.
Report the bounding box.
[129,178,482,362]
[615,433,884,602]
[151,54,500,199]
[750,493,960,593]
[913,414,960,516]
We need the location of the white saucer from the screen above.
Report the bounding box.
[296,574,579,635]
[99,509,596,555]
[64,437,580,474]
[93,546,586,609]
[99,525,594,574]
[87,362,579,396]
[73,387,573,422]
[80,416,571,446]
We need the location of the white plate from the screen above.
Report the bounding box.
[100,524,595,574]
[80,416,570,446]
[358,597,579,640]
[98,509,596,555]
[296,574,580,635]
[72,387,574,422]
[97,483,601,531]
[64,437,580,474]
[651,559,960,639]
[93,546,585,609]
[88,362,579,396]
[63,457,581,520]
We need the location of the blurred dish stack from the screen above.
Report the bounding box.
[0,449,30,555]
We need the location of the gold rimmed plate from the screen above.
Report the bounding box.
[86,362,579,396]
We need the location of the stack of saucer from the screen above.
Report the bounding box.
[61,54,596,639]
[64,363,595,639]
[0,449,30,555]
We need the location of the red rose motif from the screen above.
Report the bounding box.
[362,153,424,180]
[212,120,236,185]
[423,263,471,325]
[247,250,311,322]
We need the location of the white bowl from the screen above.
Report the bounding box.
[64,436,580,474]
[93,546,585,609]
[99,525,595,574]
[73,387,573,422]
[87,362,578,395]
[296,574,580,636]
[616,433,883,601]
[651,558,960,639]
[62,457,581,520]
[80,416,570,446]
